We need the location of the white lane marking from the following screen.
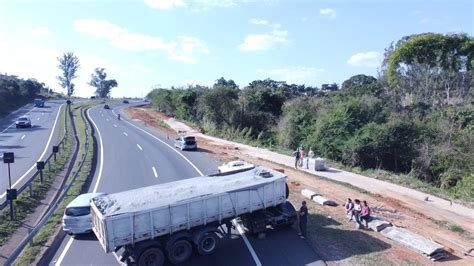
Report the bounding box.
[233,219,263,266]
[116,111,203,176]
[137,144,143,150]
[152,166,158,178]
[123,132,128,136]
[37,117,40,120]
[0,106,37,134]
[56,106,106,266]
[55,236,74,266]
[106,118,109,121]
[101,114,104,117]
[20,134,26,140]
[113,124,117,127]
[0,104,62,200]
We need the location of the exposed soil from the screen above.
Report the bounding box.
[126,107,474,265]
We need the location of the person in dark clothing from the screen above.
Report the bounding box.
[298,201,308,238]
[293,148,301,169]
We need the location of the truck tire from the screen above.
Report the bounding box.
[137,247,164,266]
[167,239,192,264]
[196,232,219,256]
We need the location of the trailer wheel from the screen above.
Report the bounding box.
[137,247,164,266]
[167,239,192,264]
[196,232,219,256]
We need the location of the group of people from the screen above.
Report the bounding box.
[344,198,371,228]
[293,147,315,169]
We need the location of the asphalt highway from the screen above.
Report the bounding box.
[49,103,323,266]
[0,101,63,202]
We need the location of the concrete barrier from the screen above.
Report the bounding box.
[301,189,318,200]
[380,226,444,256]
[367,217,392,232]
[312,195,337,206]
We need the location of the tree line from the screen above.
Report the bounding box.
[147,33,473,201]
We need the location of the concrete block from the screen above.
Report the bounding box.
[312,195,337,206]
[301,189,318,200]
[381,226,444,256]
[314,158,326,171]
[367,217,392,232]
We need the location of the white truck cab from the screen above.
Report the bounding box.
[62,192,106,235]
[217,160,255,173]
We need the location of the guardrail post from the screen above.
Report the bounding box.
[28,183,33,197]
[48,160,51,172]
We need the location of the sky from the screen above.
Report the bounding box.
[0,0,472,98]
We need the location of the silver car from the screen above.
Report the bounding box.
[62,192,106,235]
[174,135,197,151]
[15,116,32,128]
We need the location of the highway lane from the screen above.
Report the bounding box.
[0,100,63,201]
[50,103,323,265]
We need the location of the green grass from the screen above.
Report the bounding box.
[13,103,97,265]
[448,224,465,234]
[0,105,71,246]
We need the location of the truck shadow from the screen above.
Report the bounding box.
[72,233,97,241]
[304,213,392,262]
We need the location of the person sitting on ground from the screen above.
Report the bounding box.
[353,199,362,226]
[360,200,371,227]
[344,198,354,221]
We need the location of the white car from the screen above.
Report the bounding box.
[62,192,106,235]
[15,116,32,128]
[217,160,255,173]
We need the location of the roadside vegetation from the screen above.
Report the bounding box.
[0,105,70,246]
[146,33,473,204]
[0,74,62,117]
[14,102,97,265]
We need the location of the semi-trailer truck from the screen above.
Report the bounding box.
[90,166,296,265]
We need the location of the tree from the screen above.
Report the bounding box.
[341,74,377,90]
[89,68,118,98]
[57,52,80,96]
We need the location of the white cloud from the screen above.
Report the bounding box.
[347,51,382,67]
[258,67,325,85]
[420,18,430,24]
[31,26,52,37]
[74,19,209,64]
[320,8,336,19]
[144,0,186,10]
[250,18,269,25]
[238,30,288,52]
[132,64,154,73]
[301,17,309,22]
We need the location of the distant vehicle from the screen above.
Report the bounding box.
[15,116,32,128]
[218,160,255,173]
[34,98,45,107]
[103,104,110,109]
[122,99,129,104]
[174,135,197,150]
[90,166,295,265]
[62,192,107,235]
[90,96,96,99]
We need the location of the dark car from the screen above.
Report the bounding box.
[104,104,110,109]
[123,100,129,104]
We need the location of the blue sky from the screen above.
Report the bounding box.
[0,0,472,97]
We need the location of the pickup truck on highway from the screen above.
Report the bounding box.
[90,166,296,265]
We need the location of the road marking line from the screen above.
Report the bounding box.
[56,106,106,266]
[37,117,40,120]
[106,118,109,121]
[21,134,26,140]
[117,111,203,176]
[0,104,62,200]
[55,236,74,266]
[123,132,128,136]
[0,106,37,134]
[233,219,262,266]
[137,144,143,150]
[152,166,158,178]
[113,124,117,127]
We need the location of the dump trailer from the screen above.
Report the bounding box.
[90,166,296,265]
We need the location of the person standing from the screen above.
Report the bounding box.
[308,147,315,158]
[298,201,308,238]
[293,148,301,169]
[299,147,305,167]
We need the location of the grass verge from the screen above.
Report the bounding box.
[0,105,71,246]
[13,103,97,265]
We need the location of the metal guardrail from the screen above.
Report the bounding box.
[5,105,92,265]
[0,104,69,210]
